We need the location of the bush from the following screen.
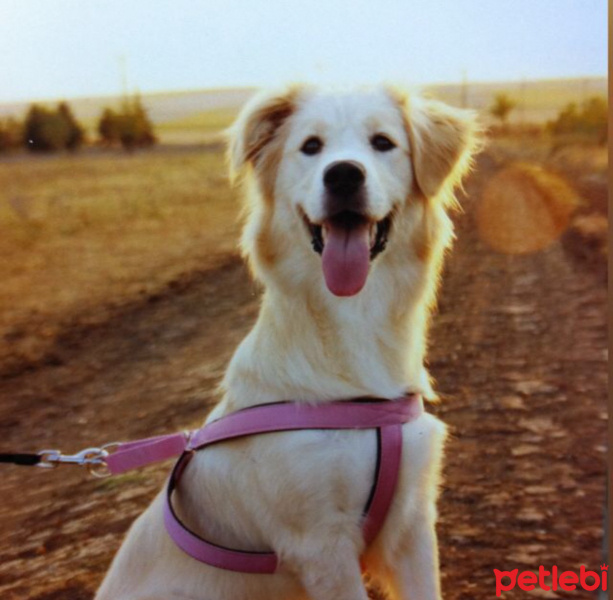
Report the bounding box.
[97,95,156,151]
[98,108,120,145]
[23,102,84,152]
[547,96,607,143]
[58,102,85,150]
[0,117,23,152]
[489,93,517,128]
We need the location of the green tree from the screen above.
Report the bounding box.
[489,93,517,128]
[0,117,23,152]
[23,102,85,152]
[577,96,607,141]
[24,104,65,152]
[98,108,120,145]
[58,102,85,150]
[548,96,608,143]
[97,94,156,151]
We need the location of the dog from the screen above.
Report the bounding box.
[96,84,479,600]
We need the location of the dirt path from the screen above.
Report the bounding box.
[0,154,607,599]
[430,154,607,598]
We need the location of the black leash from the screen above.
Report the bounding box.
[0,453,42,466]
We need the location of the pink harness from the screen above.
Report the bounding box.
[106,395,423,573]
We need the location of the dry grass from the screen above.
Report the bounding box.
[488,135,607,172]
[0,148,241,368]
[547,143,608,177]
[156,107,239,144]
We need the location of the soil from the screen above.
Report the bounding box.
[0,152,607,599]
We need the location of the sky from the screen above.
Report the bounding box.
[0,0,607,103]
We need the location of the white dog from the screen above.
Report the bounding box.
[96,85,479,600]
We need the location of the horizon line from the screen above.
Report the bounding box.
[0,73,607,107]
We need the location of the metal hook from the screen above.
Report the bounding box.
[36,443,119,478]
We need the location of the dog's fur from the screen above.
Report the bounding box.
[96,85,479,600]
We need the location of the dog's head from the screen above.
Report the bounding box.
[228,85,479,298]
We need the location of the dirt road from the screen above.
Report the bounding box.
[0,153,607,599]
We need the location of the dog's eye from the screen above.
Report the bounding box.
[371,134,396,152]
[301,136,323,156]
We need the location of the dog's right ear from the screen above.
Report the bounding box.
[227,87,300,182]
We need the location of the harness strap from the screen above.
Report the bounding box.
[362,424,403,546]
[106,397,423,476]
[106,432,189,474]
[160,396,423,574]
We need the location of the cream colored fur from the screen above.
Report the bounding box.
[96,85,479,600]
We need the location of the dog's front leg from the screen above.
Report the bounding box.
[293,542,369,600]
[387,515,442,600]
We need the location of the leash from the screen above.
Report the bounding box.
[1,395,424,573]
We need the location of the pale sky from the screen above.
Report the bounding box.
[0,0,607,102]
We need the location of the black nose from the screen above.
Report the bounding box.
[323,161,366,196]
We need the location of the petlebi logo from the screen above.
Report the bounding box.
[494,564,608,597]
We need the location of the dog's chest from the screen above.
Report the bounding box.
[176,428,379,549]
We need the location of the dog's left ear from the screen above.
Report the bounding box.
[393,91,481,200]
[227,86,300,181]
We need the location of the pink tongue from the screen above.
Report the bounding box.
[322,220,371,296]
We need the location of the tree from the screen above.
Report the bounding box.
[547,96,608,143]
[98,108,120,145]
[58,102,85,150]
[97,94,156,151]
[580,96,607,140]
[23,102,85,152]
[0,117,22,152]
[26,105,64,151]
[548,102,580,136]
[489,93,517,129]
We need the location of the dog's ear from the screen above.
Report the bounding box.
[227,86,300,181]
[394,91,481,200]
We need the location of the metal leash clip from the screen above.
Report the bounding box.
[37,443,119,478]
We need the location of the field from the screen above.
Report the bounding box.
[0,132,605,378]
[0,148,241,375]
[155,107,240,144]
[0,84,608,599]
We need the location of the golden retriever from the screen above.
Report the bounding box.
[96,84,479,600]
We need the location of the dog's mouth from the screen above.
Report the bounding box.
[301,210,393,297]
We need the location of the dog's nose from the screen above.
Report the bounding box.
[323,161,366,196]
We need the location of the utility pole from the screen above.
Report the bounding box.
[519,76,526,127]
[119,54,128,105]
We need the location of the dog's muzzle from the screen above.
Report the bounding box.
[299,160,393,297]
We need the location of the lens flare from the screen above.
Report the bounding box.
[477,163,580,255]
